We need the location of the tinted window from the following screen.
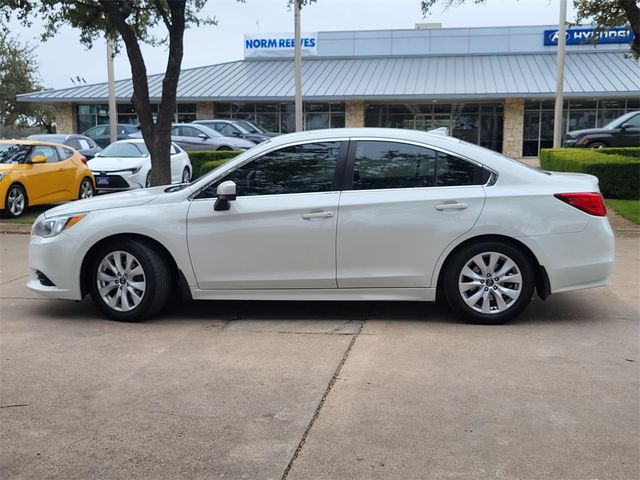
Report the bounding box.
[31,146,59,163]
[0,144,30,164]
[200,142,341,198]
[353,141,436,190]
[66,138,80,149]
[86,125,108,137]
[57,147,74,160]
[351,140,486,189]
[625,113,640,127]
[219,124,239,136]
[436,153,481,186]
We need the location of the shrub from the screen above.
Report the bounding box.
[187,150,240,179]
[539,148,640,200]
[598,148,640,159]
[198,159,232,178]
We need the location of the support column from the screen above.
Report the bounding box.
[196,102,215,120]
[54,103,77,134]
[502,98,524,158]
[345,100,365,128]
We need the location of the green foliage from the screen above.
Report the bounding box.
[540,148,640,200]
[606,199,640,224]
[0,32,55,133]
[598,148,640,159]
[188,150,240,178]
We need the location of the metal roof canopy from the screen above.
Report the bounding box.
[17,51,640,104]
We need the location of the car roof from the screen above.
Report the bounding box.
[0,139,71,148]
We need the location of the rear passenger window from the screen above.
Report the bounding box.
[57,147,74,160]
[352,141,487,190]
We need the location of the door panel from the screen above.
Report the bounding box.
[337,187,484,287]
[187,193,339,289]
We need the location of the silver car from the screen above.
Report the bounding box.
[170,123,255,151]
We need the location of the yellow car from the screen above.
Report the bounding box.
[0,140,95,218]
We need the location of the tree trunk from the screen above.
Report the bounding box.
[619,0,640,58]
[99,1,186,186]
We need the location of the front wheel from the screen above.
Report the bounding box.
[90,240,171,322]
[3,184,27,218]
[443,241,535,324]
[181,167,190,183]
[78,177,94,199]
[588,141,607,149]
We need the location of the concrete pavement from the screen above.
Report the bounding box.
[1,233,638,480]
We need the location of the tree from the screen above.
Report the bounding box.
[1,1,214,185]
[420,0,640,58]
[0,32,55,136]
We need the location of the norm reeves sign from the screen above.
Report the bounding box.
[544,27,633,46]
[244,32,318,58]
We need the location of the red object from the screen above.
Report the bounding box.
[79,155,88,165]
[554,193,607,217]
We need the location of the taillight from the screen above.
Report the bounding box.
[80,155,88,165]
[554,193,607,217]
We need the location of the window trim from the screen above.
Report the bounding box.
[342,137,496,191]
[192,138,350,200]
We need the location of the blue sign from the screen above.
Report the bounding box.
[544,27,633,46]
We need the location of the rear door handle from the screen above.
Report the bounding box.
[301,211,334,220]
[435,202,468,211]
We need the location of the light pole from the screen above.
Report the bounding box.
[106,38,117,144]
[294,0,303,131]
[553,0,567,148]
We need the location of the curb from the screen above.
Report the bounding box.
[0,224,32,234]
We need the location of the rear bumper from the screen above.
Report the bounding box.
[519,216,615,294]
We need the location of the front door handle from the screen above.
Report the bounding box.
[435,202,468,211]
[301,211,334,220]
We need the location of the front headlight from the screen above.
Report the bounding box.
[32,213,87,238]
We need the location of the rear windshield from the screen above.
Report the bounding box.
[101,142,149,157]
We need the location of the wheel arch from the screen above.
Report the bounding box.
[434,234,551,301]
[3,181,29,208]
[80,233,190,299]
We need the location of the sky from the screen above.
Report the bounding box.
[5,0,579,90]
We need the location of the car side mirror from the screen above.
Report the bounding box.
[30,155,47,164]
[620,122,630,131]
[214,181,237,211]
[231,131,240,137]
[198,133,209,140]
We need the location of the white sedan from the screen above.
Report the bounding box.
[27,128,614,324]
[88,139,192,191]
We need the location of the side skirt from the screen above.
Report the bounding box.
[190,287,437,302]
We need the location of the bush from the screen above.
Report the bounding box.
[539,148,640,200]
[187,150,240,179]
[198,159,232,178]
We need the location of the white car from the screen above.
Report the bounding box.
[27,128,614,324]
[88,139,192,191]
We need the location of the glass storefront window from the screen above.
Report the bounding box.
[76,103,197,132]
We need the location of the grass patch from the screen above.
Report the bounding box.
[606,199,640,225]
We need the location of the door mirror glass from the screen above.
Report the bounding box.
[198,133,208,140]
[214,181,237,211]
[30,155,47,164]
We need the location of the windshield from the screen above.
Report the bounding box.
[604,111,638,129]
[196,124,223,138]
[236,120,267,134]
[0,144,31,164]
[100,142,149,157]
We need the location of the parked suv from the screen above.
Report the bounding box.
[563,111,640,148]
[193,119,271,144]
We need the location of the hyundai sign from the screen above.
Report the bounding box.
[544,27,633,46]
[244,32,318,58]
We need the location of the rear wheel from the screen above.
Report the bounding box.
[3,184,27,218]
[217,146,232,151]
[443,241,535,324]
[90,240,171,322]
[78,177,94,199]
[181,167,190,183]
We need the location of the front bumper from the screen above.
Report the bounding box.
[91,170,146,191]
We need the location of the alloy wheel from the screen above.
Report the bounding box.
[7,186,25,216]
[182,168,190,183]
[458,251,523,315]
[96,250,147,312]
[80,179,94,199]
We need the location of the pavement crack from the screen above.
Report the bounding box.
[0,274,28,287]
[280,318,366,480]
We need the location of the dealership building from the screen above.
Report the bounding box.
[18,24,639,157]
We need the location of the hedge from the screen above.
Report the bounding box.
[539,148,640,200]
[187,150,241,179]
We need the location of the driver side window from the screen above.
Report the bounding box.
[198,141,342,198]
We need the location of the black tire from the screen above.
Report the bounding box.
[89,240,171,322]
[443,241,535,325]
[2,184,27,218]
[217,146,232,151]
[145,172,151,188]
[587,141,607,149]
[78,177,94,199]
[181,167,190,183]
